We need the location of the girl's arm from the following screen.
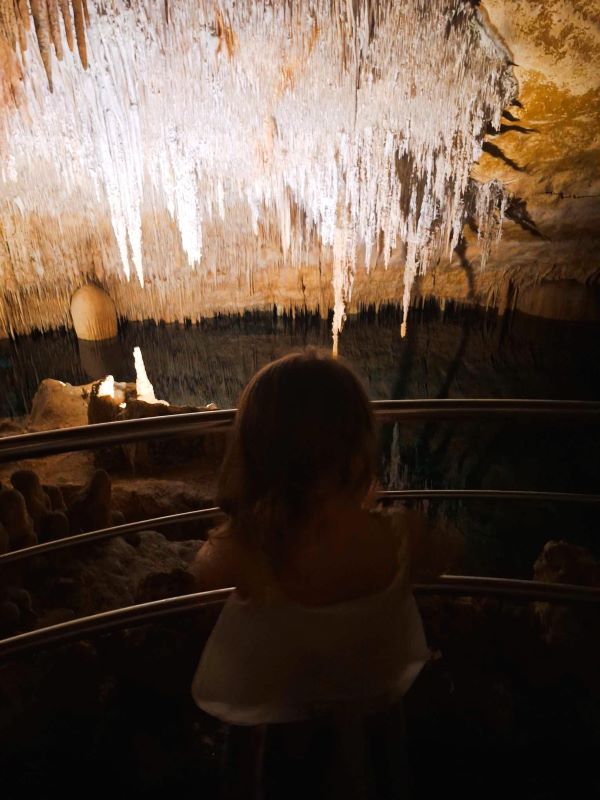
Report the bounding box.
[190,531,246,593]
[384,506,464,582]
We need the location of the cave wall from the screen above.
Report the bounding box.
[462,0,600,315]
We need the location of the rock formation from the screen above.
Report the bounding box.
[70,284,118,341]
[0,488,37,549]
[28,378,90,431]
[533,540,600,589]
[86,372,224,473]
[67,468,113,533]
[42,484,67,513]
[10,469,51,532]
[465,0,600,319]
[532,539,600,648]
[37,509,70,542]
[0,521,9,554]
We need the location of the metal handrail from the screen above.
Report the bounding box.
[0,506,226,565]
[0,407,235,464]
[1,575,598,660]
[419,574,600,602]
[1,399,598,463]
[2,489,599,566]
[0,588,232,659]
[371,398,600,420]
[380,489,600,504]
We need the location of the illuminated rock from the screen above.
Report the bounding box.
[29,378,89,431]
[468,0,600,311]
[96,374,115,398]
[70,285,118,341]
[133,346,157,404]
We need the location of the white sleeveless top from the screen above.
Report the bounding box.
[191,556,428,725]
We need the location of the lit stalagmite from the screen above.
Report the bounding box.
[133,346,158,404]
[0,1,516,344]
[70,283,117,340]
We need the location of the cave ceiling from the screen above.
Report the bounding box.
[0,0,598,338]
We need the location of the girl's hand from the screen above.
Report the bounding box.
[361,480,380,511]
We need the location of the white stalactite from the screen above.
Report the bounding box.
[0,1,516,342]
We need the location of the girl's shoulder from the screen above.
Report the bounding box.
[366,506,419,551]
[366,506,432,579]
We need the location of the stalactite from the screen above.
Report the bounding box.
[46,0,64,60]
[0,2,18,51]
[0,4,24,114]
[15,1,29,56]
[473,179,507,271]
[17,0,30,32]
[29,0,53,90]
[71,0,87,68]
[58,0,74,52]
[0,0,88,86]
[0,1,517,341]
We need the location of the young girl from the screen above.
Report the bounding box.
[191,350,429,799]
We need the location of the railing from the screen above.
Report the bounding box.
[1,576,598,661]
[1,398,598,658]
[0,398,598,463]
[2,489,600,566]
[0,506,224,565]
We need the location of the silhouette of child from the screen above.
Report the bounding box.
[192,350,429,799]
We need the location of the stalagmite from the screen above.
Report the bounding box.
[97,374,115,398]
[133,346,156,404]
[0,1,516,344]
[70,284,118,340]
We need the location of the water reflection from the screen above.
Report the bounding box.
[2,305,600,416]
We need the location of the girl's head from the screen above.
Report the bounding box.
[218,349,376,571]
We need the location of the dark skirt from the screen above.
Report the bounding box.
[220,700,411,800]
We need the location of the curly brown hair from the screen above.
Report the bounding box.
[217,349,376,574]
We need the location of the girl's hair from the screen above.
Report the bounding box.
[217,349,376,573]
